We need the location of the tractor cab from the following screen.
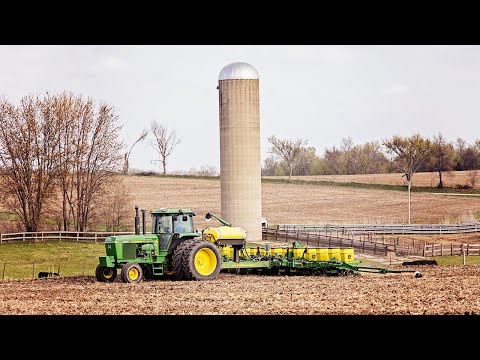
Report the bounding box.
[151,208,195,234]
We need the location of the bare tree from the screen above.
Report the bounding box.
[92,178,133,231]
[150,121,181,175]
[54,93,124,231]
[383,134,431,224]
[466,169,478,188]
[261,156,286,176]
[123,129,148,175]
[428,133,455,188]
[0,94,63,232]
[454,138,480,170]
[294,146,318,175]
[267,135,308,182]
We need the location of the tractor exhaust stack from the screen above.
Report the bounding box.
[134,206,140,235]
[141,209,147,234]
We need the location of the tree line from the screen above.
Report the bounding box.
[0,92,129,232]
[0,92,187,233]
[263,133,480,188]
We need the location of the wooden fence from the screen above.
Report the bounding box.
[2,229,479,258]
[423,243,480,257]
[0,231,134,244]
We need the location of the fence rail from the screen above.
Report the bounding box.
[2,229,479,258]
[0,231,134,244]
[423,243,480,256]
[262,228,405,256]
[277,222,480,235]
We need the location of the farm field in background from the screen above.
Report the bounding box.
[1,173,479,241]
[122,175,480,228]
[263,170,479,189]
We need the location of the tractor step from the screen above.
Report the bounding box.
[152,263,163,275]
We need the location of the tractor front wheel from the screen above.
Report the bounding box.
[182,240,222,281]
[121,263,143,283]
[95,265,117,282]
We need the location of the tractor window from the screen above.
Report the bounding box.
[154,216,172,233]
[174,215,193,233]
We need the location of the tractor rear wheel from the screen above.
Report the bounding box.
[173,239,194,280]
[121,263,143,283]
[182,240,222,281]
[96,265,117,282]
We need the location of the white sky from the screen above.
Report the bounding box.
[1,45,479,172]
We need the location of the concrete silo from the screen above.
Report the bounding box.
[218,62,262,241]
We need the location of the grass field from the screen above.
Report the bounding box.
[0,241,105,280]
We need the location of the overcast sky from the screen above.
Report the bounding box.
[1,45,479,172]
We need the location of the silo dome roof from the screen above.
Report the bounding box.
[218,62,259,80]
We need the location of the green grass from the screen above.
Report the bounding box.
[0,211,21,221]
[431,255,480,266]
[1,239,479,281]
[474,212,480,220]
[0,241,105,280]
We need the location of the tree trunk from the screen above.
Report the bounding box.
[162,155,167,175]
[438,170,443,188]
[288,166,293,183]
[407,180,412,224]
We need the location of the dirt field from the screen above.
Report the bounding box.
[263,170,479,189]
[1,174,479,233]
[0,266,478,315]
[123,175,480,228]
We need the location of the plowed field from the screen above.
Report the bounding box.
[1,266,479,315]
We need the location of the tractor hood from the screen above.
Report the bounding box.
[105,234,159,243]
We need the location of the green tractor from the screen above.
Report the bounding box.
[96,207,222,283]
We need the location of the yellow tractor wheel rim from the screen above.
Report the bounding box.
[194,248,217,275]
[103,268,114,279]
[128,268,139,280]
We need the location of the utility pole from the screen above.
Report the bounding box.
[402,173,411,224]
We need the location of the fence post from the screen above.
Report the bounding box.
[461,243,464,257]
[467,243,470,256]
[432,243,435,256]
[95,233,98,244]
[275,229,278,241]
[463,248,466,266]
[328,236,331,247]
[441,244,443,256]
[340,238,343,248]
[23,233,25,242]
[423,243,426,257]
[317,234,320,247]
[362,241,365,253]
[451,243,453,256]
[77,232,80,242]
[0,233,2,244]
[374,242,377,255]
[306,232,309,245]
